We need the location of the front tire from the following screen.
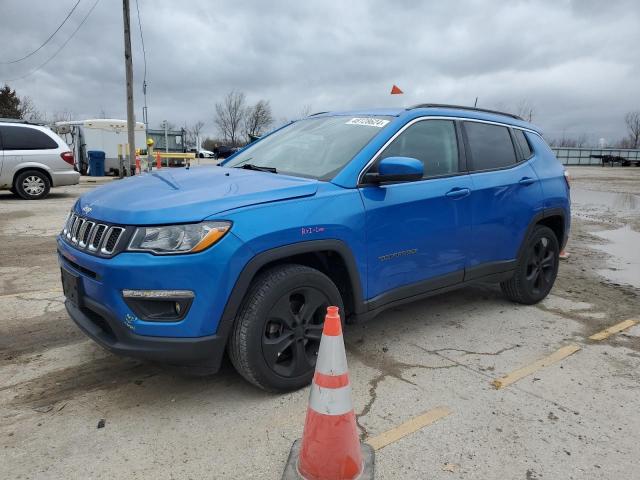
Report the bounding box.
[228,264,344,392]
[15,170,51,200]
[501,225,559,304]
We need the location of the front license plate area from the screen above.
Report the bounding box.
[61,267,82,307]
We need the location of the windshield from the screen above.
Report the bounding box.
[224,115,392,180]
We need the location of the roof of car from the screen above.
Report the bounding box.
[316,104,541,133]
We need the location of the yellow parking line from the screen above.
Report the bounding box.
[588,319,638,341]
[491,345,581,390]
[366,406,452,451]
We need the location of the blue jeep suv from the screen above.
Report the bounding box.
[58,104,570,391]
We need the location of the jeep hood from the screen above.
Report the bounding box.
[76,166,318,224]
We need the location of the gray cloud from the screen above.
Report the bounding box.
[1,0,639,143]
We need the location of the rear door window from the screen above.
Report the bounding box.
[464,122,517,170]
[0,125,58,150]
[377,119,459,178]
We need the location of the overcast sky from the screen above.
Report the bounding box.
[1,0,639,144]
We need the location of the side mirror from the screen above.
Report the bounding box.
[364,156,423,184]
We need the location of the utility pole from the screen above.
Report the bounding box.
[122,0,136,177]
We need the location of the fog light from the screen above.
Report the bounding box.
[122,290,194,322]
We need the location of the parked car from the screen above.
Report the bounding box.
[198,149,214,158]
[1,120,80,199]
[214,144,239,159]
[57,104,570,391]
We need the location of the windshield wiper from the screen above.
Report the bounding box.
[239,163,277,173]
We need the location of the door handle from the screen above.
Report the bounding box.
[518,177,536,186]
[445,187,470,199]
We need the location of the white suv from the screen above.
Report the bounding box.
[0,120,80,199]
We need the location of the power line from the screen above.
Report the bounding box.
[134,0,149,128]
[1,0,82,64]
[134,0,147,87]
[2,0,101,82]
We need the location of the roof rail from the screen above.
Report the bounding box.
[408,103,523,121]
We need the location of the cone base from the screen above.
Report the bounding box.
[282,438,375,480]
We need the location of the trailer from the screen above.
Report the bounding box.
[53,119,146,175]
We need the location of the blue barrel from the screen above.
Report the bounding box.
[87,150,106,176]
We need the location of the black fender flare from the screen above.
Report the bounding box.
[517,207,568,260]
[215,239,365,345]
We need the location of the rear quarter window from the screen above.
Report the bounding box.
[513,129,533,159]
[464,121,517,170]
[0,125,58,150]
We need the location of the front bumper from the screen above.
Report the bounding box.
[57,230,254,367]
[65,296,225,366]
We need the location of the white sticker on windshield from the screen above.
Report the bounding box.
[345,117,390,128]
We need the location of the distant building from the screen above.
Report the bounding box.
[147,127,186,153]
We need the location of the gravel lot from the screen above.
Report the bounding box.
[1,167,639,479]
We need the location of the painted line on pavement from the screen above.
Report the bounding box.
[366,406,452,451]
[491,345,581,390]
[588,319,638,341]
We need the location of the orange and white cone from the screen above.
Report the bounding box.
[282,306,374,480]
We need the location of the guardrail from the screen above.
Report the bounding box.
[552,147,640,166]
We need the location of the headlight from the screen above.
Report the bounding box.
[127,221,231,255]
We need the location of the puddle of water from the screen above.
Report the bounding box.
[571,188,639,212]
[592,225,640,289]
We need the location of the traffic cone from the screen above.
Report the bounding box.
[282,306,374,480]
[156,151,162,170]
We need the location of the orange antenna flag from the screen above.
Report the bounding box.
[390,84,403,94]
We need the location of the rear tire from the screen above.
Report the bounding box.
[15,170,51,200]
[501,225,559,304]
[228,264,344,392]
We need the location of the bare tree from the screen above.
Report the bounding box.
[51,109,75,123]
[549,133,589,148]
[18,96,42,121]
[185,121,205,149]
[243,100,273,141]
[614,136,635,149]
[513,99,534,122]
[299,104,312,118]
[215,91,246,146]
[624,111,640,148]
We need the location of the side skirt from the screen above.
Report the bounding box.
[353,260,516,324]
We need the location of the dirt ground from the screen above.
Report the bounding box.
[1,167,639,479]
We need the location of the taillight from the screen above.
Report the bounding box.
[61,151,74,166]
[563,169,571,188]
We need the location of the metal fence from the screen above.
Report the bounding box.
[551,147,640,166]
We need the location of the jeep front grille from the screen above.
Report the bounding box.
[62,213,126,257]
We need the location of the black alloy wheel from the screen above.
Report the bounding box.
[262,286,328,378]
[525,235,556,296]
[228,264,344,392]
[501,225,560,304]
